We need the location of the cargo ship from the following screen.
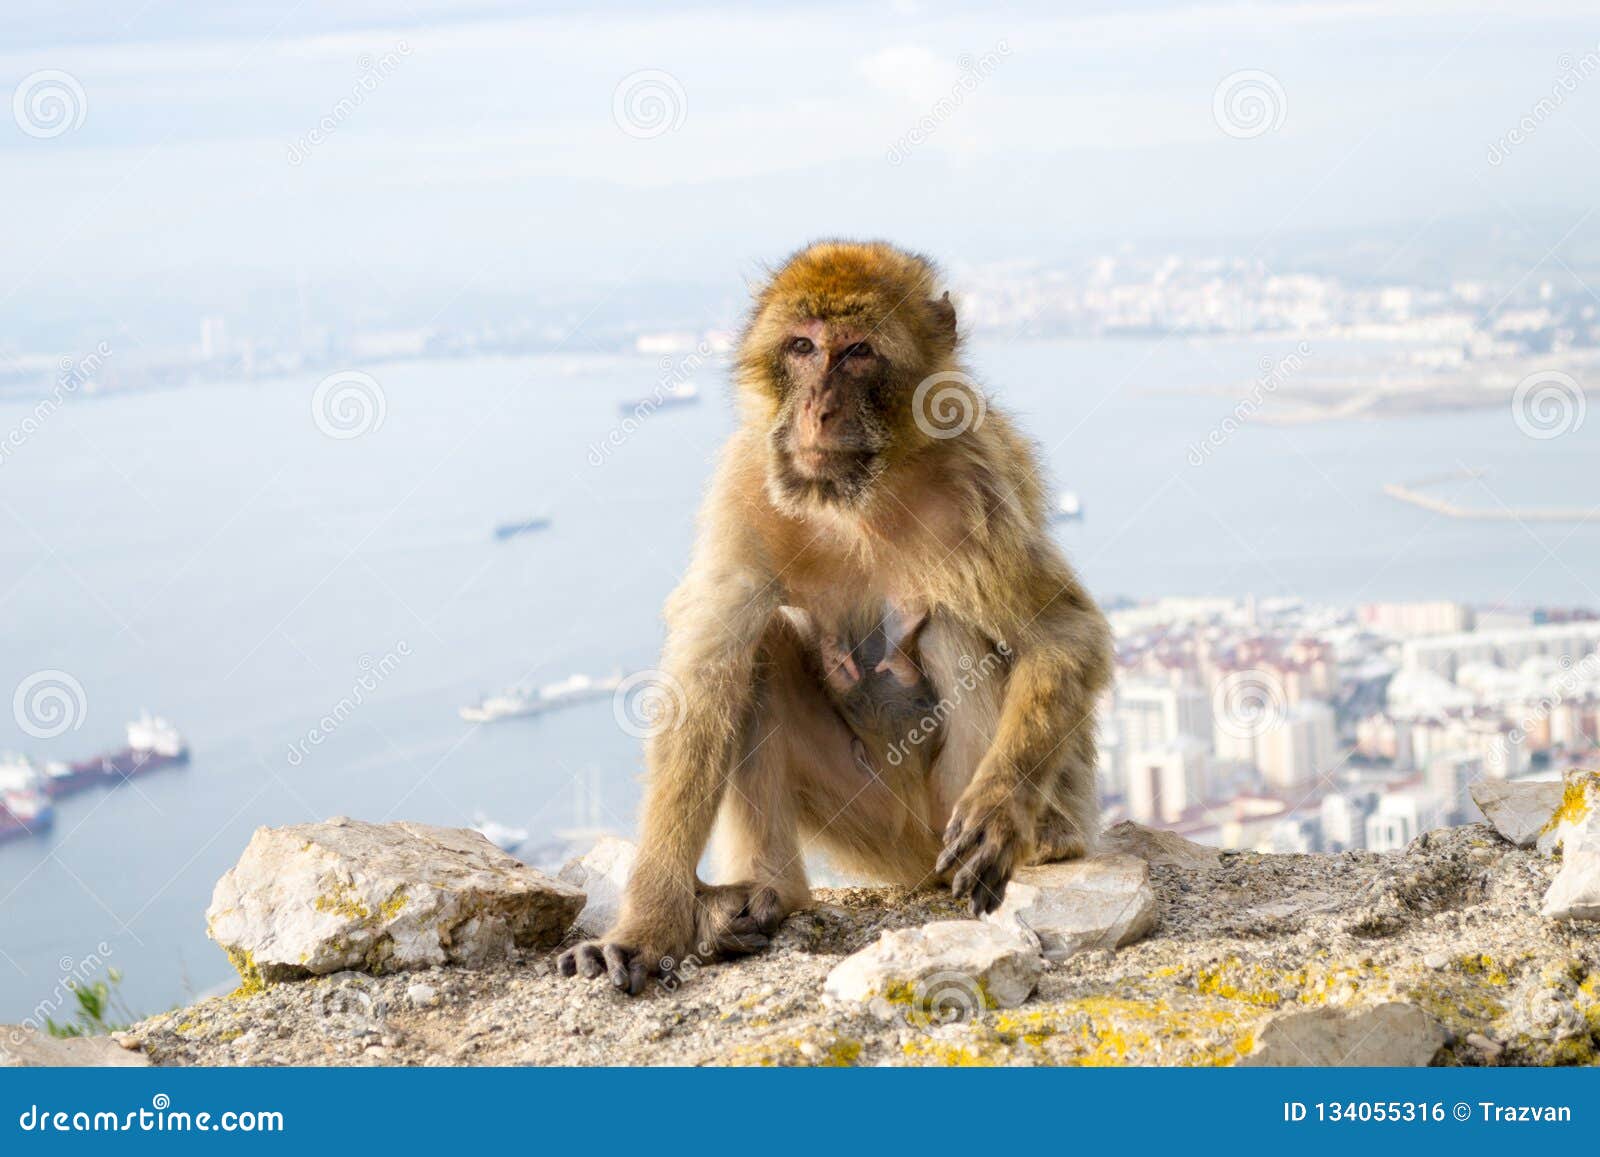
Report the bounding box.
[460,672,623,724]
[0,714,188,847]
[43,712,190,798]
[0,754,54,844]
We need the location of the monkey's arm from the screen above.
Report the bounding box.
[559,489,781,993]
[936,548,1112,914]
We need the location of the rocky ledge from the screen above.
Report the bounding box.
[47,771,1591,1068]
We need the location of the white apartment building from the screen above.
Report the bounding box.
[1359,601,1474,638]
[1125,740,1209,825]
[1402,622,1600,682]
[1257,700,1338,790]
[1365,791,1445,853]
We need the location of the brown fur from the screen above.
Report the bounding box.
[558,241,1113,995]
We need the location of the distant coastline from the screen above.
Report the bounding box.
[1383,470,1600,524]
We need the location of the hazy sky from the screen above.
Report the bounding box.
[4,1,1600,329]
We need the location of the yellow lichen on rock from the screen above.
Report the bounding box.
[313,879,371,921]
[730,1030,863,1068]
[225,948,267,998]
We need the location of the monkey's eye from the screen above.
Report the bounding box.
[787,336,816,356]
[841,343,873,360]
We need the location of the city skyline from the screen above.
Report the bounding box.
[1104,594,1600,856]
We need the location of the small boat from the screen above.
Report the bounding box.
[1053,491,1084,521]
[616,383,700,415]
[472,815,529,854]
[493,517,551,541]
[460,672,624,723]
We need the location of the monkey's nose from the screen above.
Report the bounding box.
[813,390,841,427]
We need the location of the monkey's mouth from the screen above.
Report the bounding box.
[769,427,884,509]
[790,446,871,479]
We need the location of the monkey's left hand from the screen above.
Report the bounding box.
[935,786,1028,916]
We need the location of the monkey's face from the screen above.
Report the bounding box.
[767,319,900,508]
[739,241,961,512]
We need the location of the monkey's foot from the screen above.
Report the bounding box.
[691,880,791,958]
[1027,836,1089,865]
[1029,811,1093,864]
[555,882,793,997]
[935,794,1027,917]
[556,937,662,995]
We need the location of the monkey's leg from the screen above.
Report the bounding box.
[1029,723,1099,863]
[700,626,824,955]
[556,552,782,995]
[937,638,1106,915]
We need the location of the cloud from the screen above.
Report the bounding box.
[856,44,954,106]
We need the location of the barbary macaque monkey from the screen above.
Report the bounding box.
[559,241,1112,994]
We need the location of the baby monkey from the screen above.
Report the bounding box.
[800,604,945,780]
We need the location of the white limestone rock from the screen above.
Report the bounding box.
[981,854,1157,961]
[1471,778,1566,848]
[1542,849,1600,921]
[1535,770,1600,858]
[1241,1002,1447,1067]
[558,837,637,938]
[822,920,1042,1019]
[206,817,584,983]
[1100,820,1222,870]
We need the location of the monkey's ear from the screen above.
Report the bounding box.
[929,291,957,343]
[877,608,931,687]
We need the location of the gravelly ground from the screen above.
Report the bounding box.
[119,824,1600,1067]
